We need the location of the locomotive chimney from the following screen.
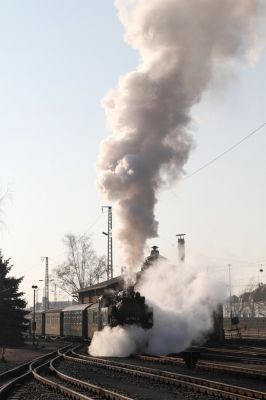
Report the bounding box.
[150,246,159,257]
[176,234,185,263]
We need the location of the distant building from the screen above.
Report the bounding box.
[223,283,266,318]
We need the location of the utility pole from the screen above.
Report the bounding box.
[228,264,233,325]
[176,234,186,262]
[259,264,263,286]
[102,206,113,280]
[41,257,49,310]
[32,285,38,346]
[54,283,57,303]
[36,287,39,312]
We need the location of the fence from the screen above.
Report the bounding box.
[224,317,266,338]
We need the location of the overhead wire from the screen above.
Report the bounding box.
[165,122,266,262]
[185,122,266,180]
[169,122,266,201]
[85,212,104,234]
[21,123,266,293]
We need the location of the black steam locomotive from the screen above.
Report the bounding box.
[28,287,153,340]
[100,286,153,329]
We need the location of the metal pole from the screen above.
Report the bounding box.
[33,289,35,346]
[32,285,38,346]
[108,207,113,279]
[36,288,39,312]
[41,257,49,310]
[42,287,45,310]
[46,257,49,310]
[228,264,232,326]
[54,283,57,303]
[102,206,113,280]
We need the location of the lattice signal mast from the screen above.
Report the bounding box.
[41,257,49,310]
[102,206,113,280]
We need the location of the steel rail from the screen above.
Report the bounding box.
[200,347,266,363]
[49,355,134,400]
[32,361,95,400]
[201,353,266,365]
[0,344,72,399]
[135,354,266,379]
[202,346,266,356]
[68,350,266,400]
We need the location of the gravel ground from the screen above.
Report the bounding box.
[14,379,68,400]
[57,358,220,400]
[40,370,105,400]
[200,347,266,363]
[200,358,266,372]
[0,340,68,375]
[98,355,266,393]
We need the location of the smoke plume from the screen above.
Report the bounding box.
[89,260,227,356]
[97,0,259,272]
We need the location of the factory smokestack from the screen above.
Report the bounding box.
[97,0,260,274]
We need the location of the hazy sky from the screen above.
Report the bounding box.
[0,1,266,305]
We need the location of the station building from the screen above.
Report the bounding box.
[76,246,162,304]
[77,275,123,304]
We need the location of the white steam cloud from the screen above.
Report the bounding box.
[89,325,148,357]
[137,261,227,355]
[97,0,260,272]
[89,261,227,357]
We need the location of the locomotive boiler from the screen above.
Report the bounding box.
[99,286,153,330]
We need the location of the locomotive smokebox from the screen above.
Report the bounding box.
[100,286,153,330]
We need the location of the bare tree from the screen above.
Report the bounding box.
[226,281,266,318]
[224,281,258,319]
[53,234,107,296]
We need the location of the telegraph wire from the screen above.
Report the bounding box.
[85,212,103,234]
[185,122,266,180]
[170,122,266,200]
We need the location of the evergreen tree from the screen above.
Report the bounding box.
[0,251,28,361]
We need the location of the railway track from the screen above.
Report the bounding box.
[201,345,266,358]
[0,344,72,399]
[4,342,266,399]
[3,345,134,400]
[199,346,266,365]
[38,353,134,400]
[66,349,266,400]
[135,354,266,379]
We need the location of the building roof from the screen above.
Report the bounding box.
[76,247,164,296]
[62,303,92,312]
[76,275,123,294]
[45,309,63,313]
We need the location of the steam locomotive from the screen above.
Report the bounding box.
[100,285,153,329]
[28,287,153,340]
